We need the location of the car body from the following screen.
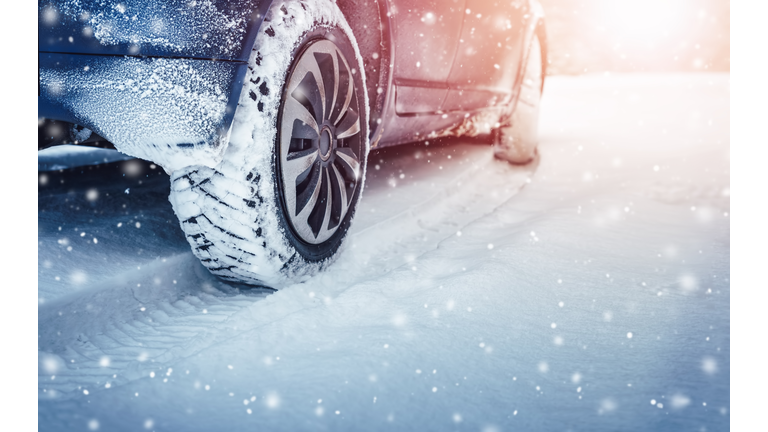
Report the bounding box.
[39,0,547,287]
[39,0,546,171]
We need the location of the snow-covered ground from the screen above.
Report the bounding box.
[38,73,729,431]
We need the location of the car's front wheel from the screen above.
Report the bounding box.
[493,34,543,164]
[169,0,368,288]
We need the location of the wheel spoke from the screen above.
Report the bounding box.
[319,168,334,237]
[290,63,326,121]
[290,118,319,141]
[336,115,360,139]
[313,62,327,120]
[335,147,361,180]
[331,52,352,126]
[303,166,332,239]
[331,163,350,212]
[295,163,323,220]
[335,83,359,138]
[284,149,318,182]
[285,92,320,134]
[312,52,336,121]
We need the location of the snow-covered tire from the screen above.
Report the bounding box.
[169,0,369,289]
[493,34,543,164]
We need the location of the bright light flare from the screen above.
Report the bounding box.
[597,0,687,48]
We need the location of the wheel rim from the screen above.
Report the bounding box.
[278,39,363,245]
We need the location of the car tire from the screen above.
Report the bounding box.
[493,34,543,164]
[168,0,369,288]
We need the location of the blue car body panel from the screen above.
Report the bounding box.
[39,52,248,169]
[38,0,268,168]
[38,0,269,61]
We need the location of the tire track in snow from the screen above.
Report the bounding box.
[38,142,537,399]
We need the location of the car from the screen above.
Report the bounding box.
[39,0,547,288]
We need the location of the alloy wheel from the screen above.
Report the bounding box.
[278,39,363,245]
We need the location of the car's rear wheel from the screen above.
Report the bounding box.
[169,0,368,288]
[276,37,366,259]
[493,34,543,164]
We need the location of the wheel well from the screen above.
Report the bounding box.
[336,0,387,136]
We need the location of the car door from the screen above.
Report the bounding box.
[442,0,528,112]
[390,0,466,114]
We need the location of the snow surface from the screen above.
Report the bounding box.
[38,73,729,431]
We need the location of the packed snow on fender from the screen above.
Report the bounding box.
[38,73,729,431]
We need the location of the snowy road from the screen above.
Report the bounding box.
[38,74,729,431]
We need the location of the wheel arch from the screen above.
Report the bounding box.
[335,0,392,144]
[528,0,548,93]
[236,0,390,141]
[500,0,547,123]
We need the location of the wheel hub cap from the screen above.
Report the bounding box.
[278,39,363,245]
[319,127,333,161]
